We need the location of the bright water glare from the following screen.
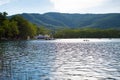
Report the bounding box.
[0,39,120,80]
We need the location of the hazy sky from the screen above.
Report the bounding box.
[0,0,120,15]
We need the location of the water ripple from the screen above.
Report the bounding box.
[0,39,120,80]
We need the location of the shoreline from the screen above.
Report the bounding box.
[0,38,120,43]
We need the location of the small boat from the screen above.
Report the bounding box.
[83,39,89,41]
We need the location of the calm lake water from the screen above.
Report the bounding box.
[0,39,120,80]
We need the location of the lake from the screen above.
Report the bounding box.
[0,39,120,80]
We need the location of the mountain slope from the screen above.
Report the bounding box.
[20,12,120,29]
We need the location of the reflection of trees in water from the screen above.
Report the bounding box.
[0,42,6,71]
[0,41,53,80]
[11,41,29,57]
[0,48,4,78]
[0,41,29,80]
[0,42,12,80]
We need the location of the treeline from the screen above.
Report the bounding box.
[0,12,50,40]
[54,28,120,38]
[0,12,120,40]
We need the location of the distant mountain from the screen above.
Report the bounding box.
[19,12,120,29]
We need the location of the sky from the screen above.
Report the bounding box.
[0,0,120,15]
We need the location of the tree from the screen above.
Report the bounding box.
[9,20,19,38]
[0,27,5,38]
[37,26,50,35]
[3,12,8,17]
[11,15,37,39]
[54,28,120,38]
[0,12,8,26]
[2,20,12,38]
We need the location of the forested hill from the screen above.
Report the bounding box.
[20,12,120,29]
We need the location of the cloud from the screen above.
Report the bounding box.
[50,0,108,13]
[0,0,13,6]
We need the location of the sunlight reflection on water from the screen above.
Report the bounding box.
[53,38,116,42]
[34,38,120,43]
[0,39,120,80]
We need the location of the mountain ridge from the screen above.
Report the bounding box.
[19,12,120,29]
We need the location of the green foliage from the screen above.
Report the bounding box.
[0,28,5,38]
[1,12,120,40]
[0,19,19,39]
[37,26,50,35]
[2,20,13,38]
[0,12,8,26]
[20,13,120,29]
[0,12,39,40]
[54,28,120,38]
[9,20,19,38]
[10,15,37,39]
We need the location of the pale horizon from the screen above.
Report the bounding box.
[0,0,120,15]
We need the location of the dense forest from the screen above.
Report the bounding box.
[0,12,50,40]
[54,28,120,38]
[21,13,120,29]
[0,12,120,40]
